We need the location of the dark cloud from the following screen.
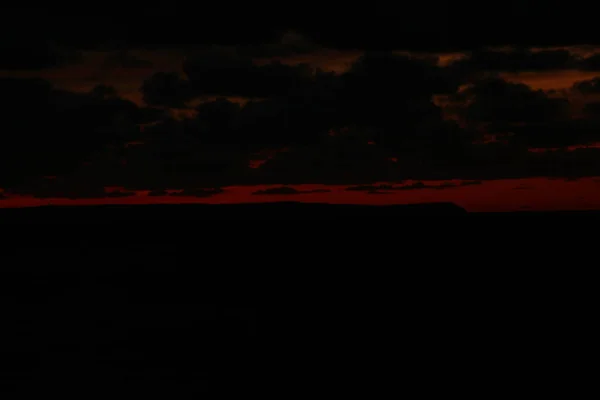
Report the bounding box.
[0,78,163,189]
[137,107,170,125]
[136,69,600,178]
[10,177,109,199]
[169,72,340,150]
[573,77,600,94]
[141,72,193,108]
[175,52,467,180]
[102,50,154,69]
[583,101,600,118]
[333,52,473,163]
[232,97,325,148]
[450,77,600,148]
[445,146,600,180]
[507,119,600,148]
[76,121,252,189]
[454,48,576,73]
[182,48,314,98]
[254,130,398,184]
[142,52,323,112]
[577,54,600,71]
[9,19,600,195]
[140,52,472,175]
[90,84,119,99]
[193,98,242,145]
[346,51,465,96]
[458,77,570,125]
[133,55,516,184]
[227,69,345,147]
[529,147,600,177]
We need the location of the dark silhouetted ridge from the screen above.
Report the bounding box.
[0,202,467,222]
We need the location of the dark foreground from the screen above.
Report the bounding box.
[2,265,591,398]
[1,201,467,221]
[3,201,600,222]
[1,202,594,396]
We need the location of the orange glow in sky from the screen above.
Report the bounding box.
[2,178,600,212]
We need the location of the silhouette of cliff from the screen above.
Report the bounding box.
[0,201,467,222]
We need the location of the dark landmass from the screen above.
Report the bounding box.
[1,288,257,396]
[0,202,468,222]
[1,253,589,398]
[3,202,600,223]
[2,201,593,397]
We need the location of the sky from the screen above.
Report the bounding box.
[3,4,600,211]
